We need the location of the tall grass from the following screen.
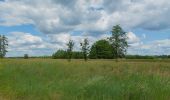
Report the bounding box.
[0,59,170,100]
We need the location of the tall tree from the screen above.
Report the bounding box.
[80,38,90,61]
[89,39,113,59]
[66,39,74,61]
[109,25,128,60]
[24,54,29,59]
[0,35,8,58]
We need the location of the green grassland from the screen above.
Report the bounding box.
[0,59,170,100]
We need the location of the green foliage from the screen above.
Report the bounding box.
[52,50,84,59]
[52,25,128,60]
[80,38,90,61]
[52,49,67,59]
[0,35,8,58]
[24,54,29,59]
[89,39,113,59]
[126,55,170,59]
[66,40,74,61]
[109,25,128,59]
[72,51,84,59]
[126,55,155,59]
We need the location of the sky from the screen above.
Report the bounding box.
[0,0,170,57]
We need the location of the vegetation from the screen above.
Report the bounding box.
[109,25,128,59]
[89,39,113,59]
[51,25,128,61]
[66,40,74,62]
[52,50,84,59]
[0,35,8,58]
[72,51,83,59]
[52,50,67,59]
[0,25,170,100]
[0,59,170,100]
[126,55,170,59]
[24,54,29,59]
[80,38,90,61]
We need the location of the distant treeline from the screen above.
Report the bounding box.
[7,56,51,59]
[52,39,115,59]
[52,49,170,59]
[52,38,170,60]
[125,55,170,59]
[1,25,170,60]
[7,54,170,59]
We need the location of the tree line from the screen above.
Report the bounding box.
[52,25,128,61]
[0,25,128,60]
[1,25,169,60]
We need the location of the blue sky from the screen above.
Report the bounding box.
[0,0,170,57]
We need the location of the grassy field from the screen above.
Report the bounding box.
[0,59,170,100]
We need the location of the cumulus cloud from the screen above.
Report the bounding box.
[5,31,170,56]
[47,32,110,51]
[10,32,42,45]
[6,32,58,56]
[127,32,140,44]
[0,0,170,56]
[128,39,170,55]
[1,0,170,34]
[6,31,110,56]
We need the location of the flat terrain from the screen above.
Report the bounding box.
[0,59,170,100]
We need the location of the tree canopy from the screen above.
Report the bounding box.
[89,39,113,59]
[66,40,74,61]
[80,38,90,61]
[109,25,128,59]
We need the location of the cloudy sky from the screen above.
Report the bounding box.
[0,0,170,57]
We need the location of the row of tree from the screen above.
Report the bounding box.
[1,24,170,60]
[52,39,113,59]
[0,25,128,60]
[52,25,128,61]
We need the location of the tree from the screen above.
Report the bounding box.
[109,25,128,60]
[72,51,83,59]
[89,39,113,59]
[89,44,97,59]
[0,35,8,58]
[52,50,84,59]
[24,54,29,59]
[80,38,90,61]
[52,49,67,59]
[66,39,74,61]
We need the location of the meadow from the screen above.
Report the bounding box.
[0,59,170,100]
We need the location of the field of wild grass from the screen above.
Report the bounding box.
[0,59,170,100]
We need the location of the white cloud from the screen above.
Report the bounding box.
[47,33,109,51]
[128,39,170,55]
[6,32,58,56]
[10,32,42,44]
[127,32,140,44]
[5,31,170,56]
[6,31,111,56]
[0,0,170,56]
[1,0,170,34]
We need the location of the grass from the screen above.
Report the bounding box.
[0,59,170,100]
